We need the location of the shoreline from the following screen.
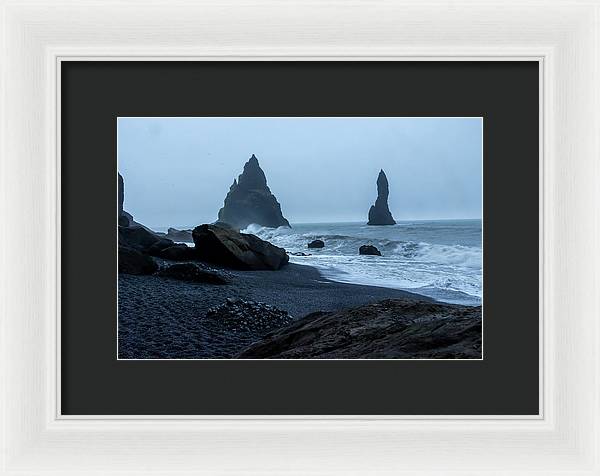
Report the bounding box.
[118,262,448,359]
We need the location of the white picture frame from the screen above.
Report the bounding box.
[1,1,598,474]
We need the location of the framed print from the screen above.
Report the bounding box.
[61,60,537,416]
[1,1,599,475]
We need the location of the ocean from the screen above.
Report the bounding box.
[241,220,482,306]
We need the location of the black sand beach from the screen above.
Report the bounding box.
[118,263,436,359]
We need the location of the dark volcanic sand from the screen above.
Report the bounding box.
[118,263,433,359]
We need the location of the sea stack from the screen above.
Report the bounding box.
[367,169,396,226]
[217,154,291,230]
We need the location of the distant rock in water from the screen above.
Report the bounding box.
[164,227,193,242]
[359,244,381,256]
[367,169,396,226]
[192,224,289,270]
[217,154,291,230]
[308,239,324,249]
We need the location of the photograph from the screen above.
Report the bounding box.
[117,117,483,359]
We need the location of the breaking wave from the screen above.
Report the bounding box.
[241,221,482,305]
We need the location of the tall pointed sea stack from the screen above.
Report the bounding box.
[367,169,396,226]
[217,154,291,230]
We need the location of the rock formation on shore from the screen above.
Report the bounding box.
[118,246,159,275]
[118,225,174,274]
[192,224,289,270]
[367,170,396,226]
[238,298,482,359]
[217,154,290,230]
[118,173,131,227]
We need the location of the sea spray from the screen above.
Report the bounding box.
[241,220,482,305]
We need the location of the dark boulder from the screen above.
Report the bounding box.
[156,244,199,261]
[119,225,174,253]
[367,169,396,226]
[238,299,482,359]
[118,246,158,275]
[359,244,381,256]
[146,239,180,256]
[290,251,312,256]
[157,263,230,284]
[217,154,290,230]
[192,224,289,270]
[307,239,325,249]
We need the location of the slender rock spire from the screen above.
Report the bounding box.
[367,169,396,226]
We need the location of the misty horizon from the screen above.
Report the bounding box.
[118,117,482,229]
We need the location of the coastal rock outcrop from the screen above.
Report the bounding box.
[118,173,132,227]
[217,154,290,230]
[118,247,158,275]
[118,222,177,274]
[119,225,174,253]
[308,239,325,249]
[238,299,482,359]
[367,170,396,226]
[192,224,289,270]
[359,244,381,256]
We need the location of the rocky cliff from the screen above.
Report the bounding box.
[238,298,482,359]
[367,169,396,226]
[217,154,290,230]
[118,173,133,227]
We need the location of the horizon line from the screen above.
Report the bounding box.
[144,217,482,230]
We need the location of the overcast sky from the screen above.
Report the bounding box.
[118,117,482,229]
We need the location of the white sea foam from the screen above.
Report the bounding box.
[241,220,482,305]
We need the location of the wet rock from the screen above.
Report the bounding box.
[359,244,382,256]
[192,223,289,270]
[290,251,312,256]
[157,262,230,284]
[217,154,290,230]
[308,239,325,249]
